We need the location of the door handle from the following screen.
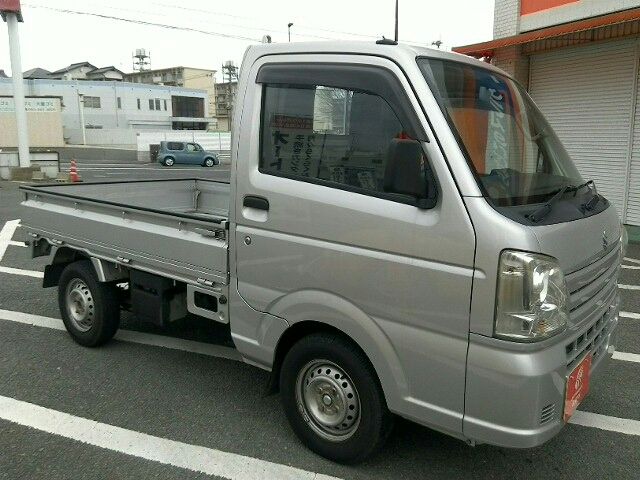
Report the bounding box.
[243,195,269,211]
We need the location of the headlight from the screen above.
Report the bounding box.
[495,251,569,342]
[621,224,628,258]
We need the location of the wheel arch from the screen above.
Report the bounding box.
[264,291,409,411]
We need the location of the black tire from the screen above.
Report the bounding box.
[204,157,215,167]
[58,260,121,347]
[280,333,393,464]
[163,157,175,167]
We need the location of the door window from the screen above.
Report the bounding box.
[260,83,420,197]
[186,143,198,152]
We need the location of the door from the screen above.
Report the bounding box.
[529,39,638,220]
[232,54,477,431]
[184,143,200,164]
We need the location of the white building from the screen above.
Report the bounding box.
[455,1,640,227]
[0,78,212,145]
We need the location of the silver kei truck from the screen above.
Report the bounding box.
[21,41,626,464]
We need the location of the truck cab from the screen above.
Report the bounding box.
[22,41,624,463]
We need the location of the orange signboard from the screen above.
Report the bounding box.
[521,0,578,16]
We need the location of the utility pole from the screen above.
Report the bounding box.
[288,22,293,42]
[78,93,86,145]
[2,1,30,168]
[394,0,399,43]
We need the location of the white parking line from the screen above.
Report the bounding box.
[0,309,241,362]
[620,311,640,320]
[0,395,340,480]
[624,257,640,265]
[622,265,640,270]
[8,240,27,247]
[0,266,44,278]
[570,411,640,437]
[0,219,21,261]
[613,351,640,363]
[619,284,640,291]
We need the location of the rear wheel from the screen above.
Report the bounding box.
[164,157,175,166]
[204,157,215,167]
[280,333,393,464]
[58,260,121,347]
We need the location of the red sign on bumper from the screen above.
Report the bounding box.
[564,353,592,422]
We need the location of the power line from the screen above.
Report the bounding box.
[23,3,262,42]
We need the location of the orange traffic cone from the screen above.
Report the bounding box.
[69,159,81,183]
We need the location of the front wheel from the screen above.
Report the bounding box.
[204,157,215,167]
[58,260,121,347]
[163,157,175,167]
[280,333,393,464]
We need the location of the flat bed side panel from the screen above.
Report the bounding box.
[21,189,229,286]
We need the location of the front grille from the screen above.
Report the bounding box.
[540,404,556,425]
[564,244,620,371]
[565,311,612,370]
[566,245,619,314]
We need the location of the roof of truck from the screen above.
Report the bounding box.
[243,40,501,74]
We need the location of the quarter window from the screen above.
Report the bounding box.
[260,84,411,196]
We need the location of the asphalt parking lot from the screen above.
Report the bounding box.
[0,158,639,479]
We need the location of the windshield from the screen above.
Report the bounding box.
[417,58,584,206]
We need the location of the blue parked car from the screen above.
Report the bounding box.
[158,141,220,167]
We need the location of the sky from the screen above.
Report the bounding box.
[1,0,495,81]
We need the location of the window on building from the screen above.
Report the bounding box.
[83,96,101,109]
[137,98,141,110]
[117,97,122,109]
[171,96,205,118]
[260,83,420,199]
[149,99,155,110]
[155,98,161,111]
[164,99,168,111]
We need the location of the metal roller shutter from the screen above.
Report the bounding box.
[529,39,638,220]
[628,62,640,226]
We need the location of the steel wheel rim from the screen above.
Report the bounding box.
[65,278,95,332]
[295,360,361,442]
[205,159,214,167]
[165,158,174,166]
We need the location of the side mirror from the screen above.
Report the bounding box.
[384,139,432,208]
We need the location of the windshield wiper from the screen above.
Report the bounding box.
[529,180,595,223]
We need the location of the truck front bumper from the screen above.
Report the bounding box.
[463,302,619,448]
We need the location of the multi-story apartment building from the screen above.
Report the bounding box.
[454,1,640,226]
[213,81,237,132]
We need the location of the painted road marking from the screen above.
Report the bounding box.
[624,257,640,265]
[8,240,27,247]
[619,284,640,291]
[613,351,640,364]
[0,266,44,278]
[0,219,21,261]
[0,309,241,362]
[620,311,640,320]
[622,265,640,270]
[570,411,640,437]
[0,395,340,480]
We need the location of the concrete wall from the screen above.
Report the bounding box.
[494,0,521,38]
[493,45,531,88]
[520,0,640,32]
[0,97,64,148]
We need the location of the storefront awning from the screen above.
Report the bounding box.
[454,7,640,58]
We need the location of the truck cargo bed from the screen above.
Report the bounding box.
[20,179,230,286]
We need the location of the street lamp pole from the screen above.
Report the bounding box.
[288,22,293,42]
[3,3,30,168]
